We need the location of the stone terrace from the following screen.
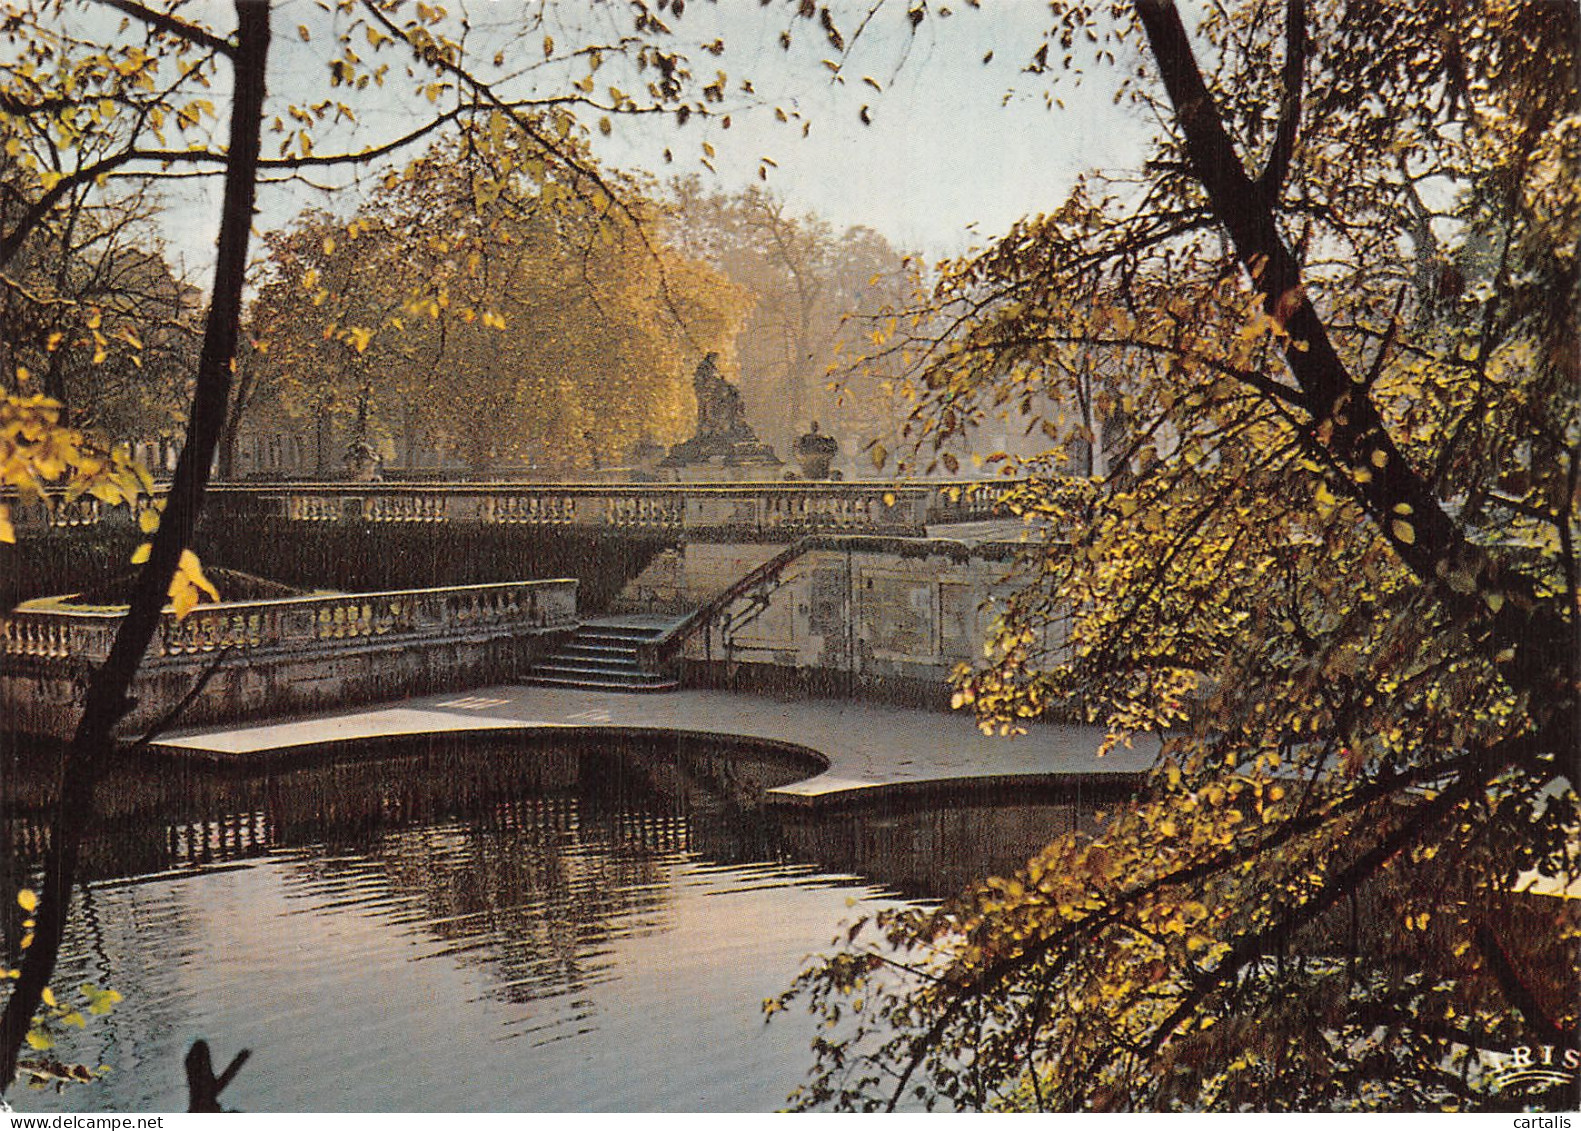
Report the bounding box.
[150,682,1160,808]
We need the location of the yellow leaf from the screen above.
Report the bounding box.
[17,889,37,912]
[170,581,198,621]
[130,542,152,564]
[41,987,55,1008]
[1391,520,1415,545]
[168,548,220,621]
[139,508,160,533]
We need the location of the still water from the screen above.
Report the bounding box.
[2,733,1115,1112]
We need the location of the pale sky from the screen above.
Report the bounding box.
[579,0,1148,258]
[138,0,1150,282]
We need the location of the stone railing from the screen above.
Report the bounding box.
[1,490,163,531]
[5,480,1013,538]
[1,579,578,671]
[203,480,1008,537]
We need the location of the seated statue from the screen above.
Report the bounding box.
[693,352,755,442]
[660,353,781,470]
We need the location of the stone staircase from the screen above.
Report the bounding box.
[523,616,683,692]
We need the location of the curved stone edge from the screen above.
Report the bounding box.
[149,720,829,794]
[146,718,1145,812]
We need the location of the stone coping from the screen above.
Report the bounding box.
[150,684,1158,808]
[12,577,580,618]
[198,479,1012,495]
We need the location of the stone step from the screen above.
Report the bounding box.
[563,640,642,655]
[531,660,650,680]
[578,628,665,645]
[560,645,641,664]
[524,672,679,693]
[523,619,680,693]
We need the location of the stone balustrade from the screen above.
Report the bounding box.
[2,579,577,674]
[5,481,1009,538]
[2,579,578,739]
[2,488,152,533]
[1,611,119,663]
[205,481,1004,536]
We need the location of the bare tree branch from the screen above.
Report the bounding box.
[95,0,236,57]
[1256,0,1306,198]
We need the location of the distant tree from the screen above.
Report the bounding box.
[0,81,205,442]
[242,134,746,478]
[665,179,918,460]
[773,0,1578,1112]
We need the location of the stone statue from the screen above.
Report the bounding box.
[343,437,382,482]
[693,352,755,443]
[659,353,782,474]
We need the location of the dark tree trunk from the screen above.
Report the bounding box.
[0,1,272,1091]
[315,405,334,478]
[1132,0,1571,732]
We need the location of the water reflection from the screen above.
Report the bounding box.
[1,733,1126,1112]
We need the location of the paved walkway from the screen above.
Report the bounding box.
[152,684,1159,806]
[925,517,1042,544]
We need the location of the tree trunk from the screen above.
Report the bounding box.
[0,1,272,1091]
[1131,0,1571,733]
[315,405,333,477]
[216,414,239,481]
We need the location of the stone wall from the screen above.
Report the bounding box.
[1,580,577,740]
[676,537,1069,705]
[613,542,791,613]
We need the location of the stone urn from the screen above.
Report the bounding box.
[792,422,839,479]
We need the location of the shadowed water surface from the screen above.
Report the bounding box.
[1,733,1116,1112]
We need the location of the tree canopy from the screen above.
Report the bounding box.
[663,178,919,459]
[1,0,1574,1112]
[773,0,1578,1112]
[241,132,746,476]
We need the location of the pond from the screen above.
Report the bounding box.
[1,733,1121,1112]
